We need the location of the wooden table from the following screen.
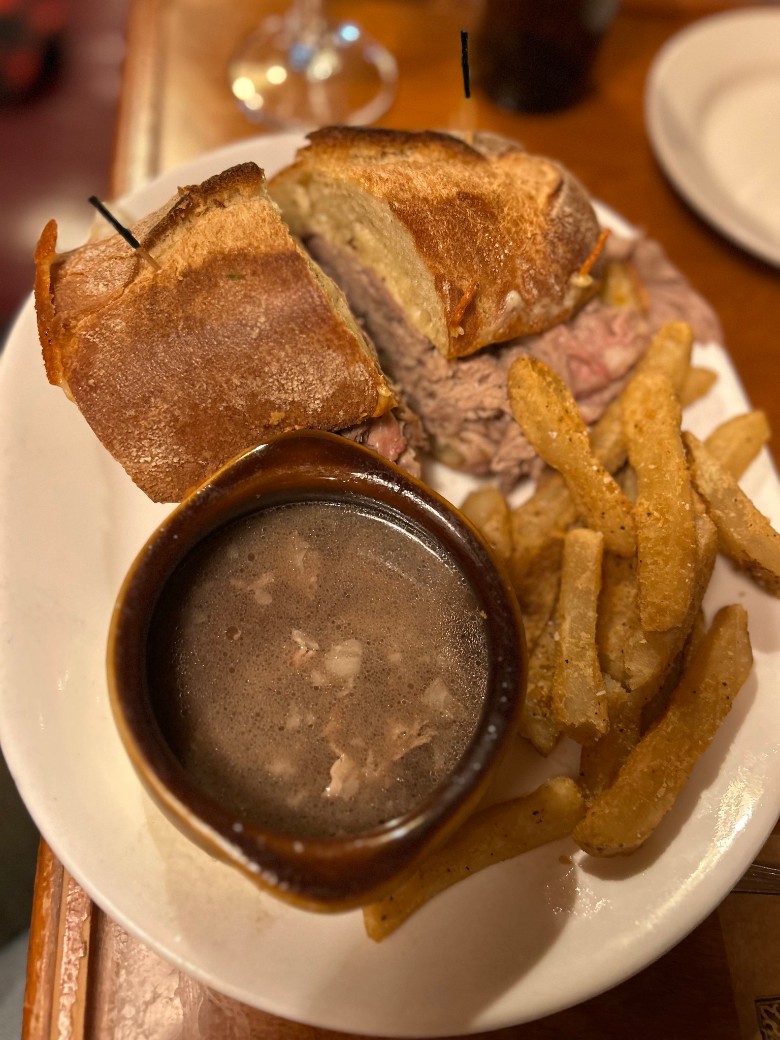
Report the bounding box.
[23,1,780,1037]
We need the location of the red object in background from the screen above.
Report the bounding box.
[0,0,68,103]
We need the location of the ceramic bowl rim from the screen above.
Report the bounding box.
[107,430,527,911]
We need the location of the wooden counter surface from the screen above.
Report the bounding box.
[23,1,780,1037]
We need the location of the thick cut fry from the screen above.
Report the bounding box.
[640,606,709,735]
[589,320,694,475]
[616,462,638,504]
[511,537,563,651]
[553,528,608,743]
[574,605,752,856]
[622,370,697,631]
[460,485,512,564]
[685,433,780,595]
[703,411,771,480]
[639,320,695,392]
[508,356,635,555]
[679,367,717,408]
[519,618,562,756]
[578,677,642,802]
[596,552,640,688]
[507,323,695,577]
[363,777,586,940]
[597,512,717,704]
[633,511,717,702]
[599,260,647,311]
[681,608,708,672]
[509,478,576,581]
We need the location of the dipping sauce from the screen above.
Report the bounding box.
[149,500,489,839]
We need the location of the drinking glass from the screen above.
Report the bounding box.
[474,0,619,114]
[228,0,398,129]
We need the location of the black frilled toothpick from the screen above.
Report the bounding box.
[458,29,476,145]
[460,30,471,99]
[88,195,161,271]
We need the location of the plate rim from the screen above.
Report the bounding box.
[644,6,780,267]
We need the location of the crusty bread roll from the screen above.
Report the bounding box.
[34,162,394,502]
[268,127,603,360]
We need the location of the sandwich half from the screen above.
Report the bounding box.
[269,128,720,485]
[34,162,395,502]
[269,127,603,361]
[268,128,609,481]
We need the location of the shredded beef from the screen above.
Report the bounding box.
[309,232,721,489]
[341,404,427,478]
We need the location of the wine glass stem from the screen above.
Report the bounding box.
[287,0,328,42]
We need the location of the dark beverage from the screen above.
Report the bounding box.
[474,0,619,114]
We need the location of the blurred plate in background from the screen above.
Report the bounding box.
[645,8,780,266]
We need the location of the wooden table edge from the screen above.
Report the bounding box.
[22,843,93,1040]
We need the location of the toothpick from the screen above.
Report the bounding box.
[88,195,161,271]
[457,29,476,147]
[460,30,471,99]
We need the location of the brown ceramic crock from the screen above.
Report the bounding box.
[108,430,527,912]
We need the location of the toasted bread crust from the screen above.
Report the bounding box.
[269,128,602,359]
[34,162,393,502]
[34,219,64,387]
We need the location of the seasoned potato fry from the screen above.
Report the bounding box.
[596,551,640,688]
[403,316,770,922]
[511,537,563,651]
[363,777,586,940]
[508,356,635,555]
[703,411,771,480]
[597,512,717,704]
[635,320,695,396]
[640,604,710,735]
[622,370,697,631]
[574,605,752,856]
[509,478,576,581]
[599,260,647,311]
[615,462,638,504]
[585,399,629,478]
[679,367,717,409]
[681,608,707,672]
[520,619,562,756]
[589,320,694,474]
[460,485,512,564]
[685,433,780,595]
[553,528,608,743]
[632,511,718,703]
[507,323,694,580]
[578,677,642,802]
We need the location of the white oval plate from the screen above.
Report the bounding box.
[645,8,780,266]
[1,134,780,1036]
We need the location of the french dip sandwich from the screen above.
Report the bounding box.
[34,129,721,499]
[34,163,395,502]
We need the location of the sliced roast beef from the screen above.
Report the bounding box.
[308,232,721,488]
[341,402,427,478]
